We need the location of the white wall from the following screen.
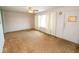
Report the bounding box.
[55,7,79,44]
[3,10,34,33]
[0,10,4,52]
[36,7,79,44]
[63,11,79,43]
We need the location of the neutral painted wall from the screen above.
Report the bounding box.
[3,10,34,33]
[36,7,79,44]
[55,7,79,44]
[63,11,79,43]
[0,10,4,52]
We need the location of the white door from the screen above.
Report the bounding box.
[0,10,4,52]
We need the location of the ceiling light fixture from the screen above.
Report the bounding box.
[28,7,38,14]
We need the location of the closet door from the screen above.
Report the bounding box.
[0,10,4,52]
[49,11,57,35]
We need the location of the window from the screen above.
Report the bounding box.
[38,15,46,28]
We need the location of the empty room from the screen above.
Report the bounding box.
[0,6,79,53]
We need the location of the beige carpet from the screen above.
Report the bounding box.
[3,30,79,53]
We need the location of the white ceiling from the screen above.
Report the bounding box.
[1,6,54,13]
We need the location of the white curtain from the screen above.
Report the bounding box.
[45,11,50,34]
[35,14,39,29]
[49,11,57,35]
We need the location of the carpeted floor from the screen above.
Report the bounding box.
[3,30,79,53]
